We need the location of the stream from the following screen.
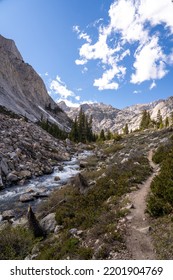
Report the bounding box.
[0,150,92,218]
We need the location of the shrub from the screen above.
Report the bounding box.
[0,225,34,260]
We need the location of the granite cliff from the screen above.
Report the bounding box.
[0,34,71,131]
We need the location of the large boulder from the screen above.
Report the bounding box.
[71,173,89,194]
[19,193,34,203]
[2,209,15,220]
[40,213,57,233]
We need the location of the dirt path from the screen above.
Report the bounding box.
[125,150,160,259]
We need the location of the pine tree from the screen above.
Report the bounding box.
[140,110,151,130]
[156,110,163,129]
[100,129,105,141]
[165,116,169,128]
[123,123,129,135]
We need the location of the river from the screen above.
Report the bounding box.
[0,150,92,218]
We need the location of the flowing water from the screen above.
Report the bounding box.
[0,150,92,218]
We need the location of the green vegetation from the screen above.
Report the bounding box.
[69,108,95,143]
[35,150,151,259]
[0,105,20,119]
[123,123,129,135]
[147,138,173,217]
[140,110,151,130]
[39,119,68,140]
[0,226,34,260]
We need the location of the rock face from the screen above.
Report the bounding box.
[58,97,173,133]
[0,113,72,188]
[0,34,71,131]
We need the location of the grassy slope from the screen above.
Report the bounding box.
[0,128,173,259]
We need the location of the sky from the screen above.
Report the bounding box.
[0,0,173,109]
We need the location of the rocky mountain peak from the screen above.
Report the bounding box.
[0,34,23,60]
[58,97,173,133]
[0,35,71,131]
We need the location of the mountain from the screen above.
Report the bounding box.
[58,97,173,133]
[0,35,71,131]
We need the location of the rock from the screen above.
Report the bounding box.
[40,213,56,233]
[138,226,152,234]
[79,161,88,169]
[32,192,48,199]
[54,225,64,234]
[12,217,27,227]
[6,172,18,183]
[19,193,34,202]
[0,173,3,187]
[18,170,32,179]
[89,180,96,186]
[69,228,78,235]
[27,206,46,238]
[58,166,64,171]
[0,158,9,175]
[54,176,60,181]
[0,215,3,222]
[2,210,15,220]
[71,173,89,194]
[43,166,53,174]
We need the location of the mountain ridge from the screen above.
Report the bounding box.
[58,96,173,133]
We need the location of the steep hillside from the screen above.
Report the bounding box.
[58,97,173,133]
[0,35,71,131]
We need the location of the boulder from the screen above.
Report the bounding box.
[71,173,89,194]
[2,210,15,220]
[58,166,64,171]
[0,173,3,187]
[19,193,34,203]
[40,213,57,233]
[54,176,60,181]
[0,158,9,175]
[43,166,53,174]
[6,172,18,183]
[18,170,32,179]
[79,161,88,169]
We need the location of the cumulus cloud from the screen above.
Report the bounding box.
[74,0,173,90]
[131,36,167,84]
[50,75,75,99]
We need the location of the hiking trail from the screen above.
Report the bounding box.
[125,150,160,259]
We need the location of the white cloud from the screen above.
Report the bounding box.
[73,25,80,34]
[45,72,49,76]
[75,95,81,101]
[50,75,74,99]
[82,66,88,74]
[131,36,167,84]
[133,90,141,94]
[79,32,91,43]
[94,66,119,90]
[139,0,173,32]
[75,0,173,89]
[150,80,156,90]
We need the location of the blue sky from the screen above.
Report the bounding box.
[0,0,173,109]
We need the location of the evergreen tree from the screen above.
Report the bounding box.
[156,110,163,129]
[106,130,112,140]
[123,123,129,135]
[69,109,94,143]
[100,129,106,141]
[170,112,173,126]
[165,116,169,128]
[140,110,151,130]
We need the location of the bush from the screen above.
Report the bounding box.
[147,141,173,217]
[0,225,34,260]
